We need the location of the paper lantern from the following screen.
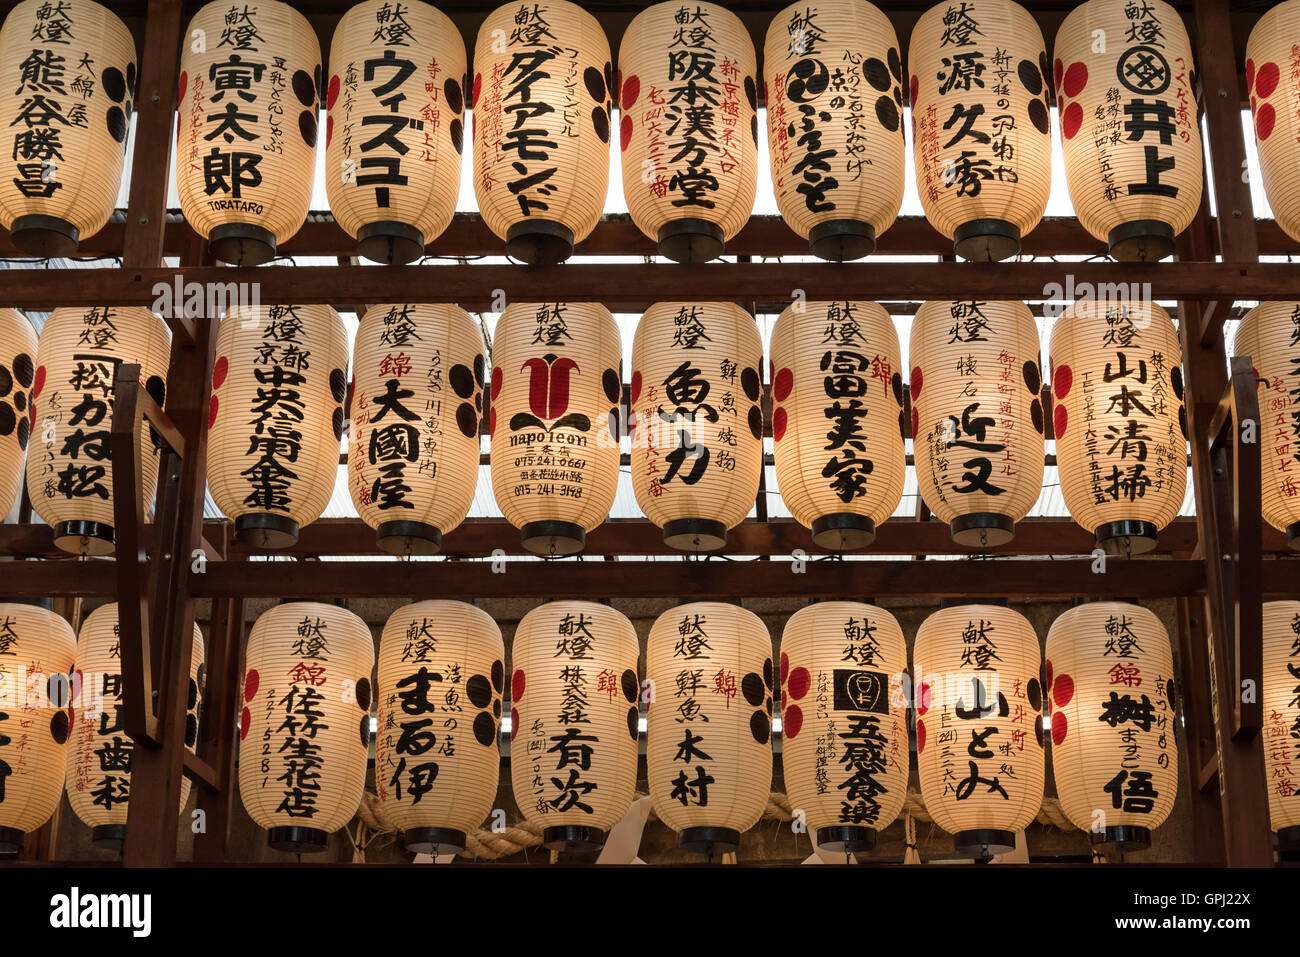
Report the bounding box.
[910,300,1045,547]
[1249,4,1300,244]
[1053,0,1202,261]
[375,600,502,854]
[779,601,908,851]
[67,603,204,849]
[771,301,905,549]
[472,0,611,264]
[0,0,136,257]
[645,602,773,856]
[913,603,1044,859]
[350,304,484,555]
[0,310,37,518]
[177,0,321,265]
[28,307,171,556]
[239,602,373,853]
[1045,601,1178,850]
[1050,299,1187,555]
[0,603,76,852]
[763,1,905,261]
[1233,303,1300,550]
[207,305,349,549]
[909,0,1052,261]
[1262,601,1300,851]
[618,1,758,262]
[326,0,465,264]
[630,303,764,551]
[510,601,639,851]
[490,303,621,555]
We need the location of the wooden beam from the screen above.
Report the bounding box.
[193,597,244,863]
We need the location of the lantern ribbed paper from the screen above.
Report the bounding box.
[207,305,349,549]
[779,602,908,851]
[1053,0,1202,261]
[473,0,611,264]
[619,1,758,262]
[0,603,76,852]
[177,0,321,265]
[771,301,905,549]
[913,604,1044,858]
[1248,3,1300,245]
[351,304,484,555]
[909,0,1052,261]
[1233,303,1300,550]
[1263,601,1300,843]
[910,300,1045,547]
[490,303,621,555]
[239,602,373,853]
[645,602,773,856]
[1050,299,1187,555]
[763,1,905,261]
[28,307,171,556]
[511,601,639,850]
[630,303,764,552]
[1045,602,1178,850]
[0,0,136,258]
[375,600,502,854]
[67,603,204,849]
[0,310,37,518]
[326,0,465,264]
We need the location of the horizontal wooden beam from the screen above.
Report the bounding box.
[0,560,117,598]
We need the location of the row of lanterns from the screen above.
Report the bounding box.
[13,295,1300,557]
[13,0,1296,264]
[0,595,1226,859]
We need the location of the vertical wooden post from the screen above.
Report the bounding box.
[193,598,245,863]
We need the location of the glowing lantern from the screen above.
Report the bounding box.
[490,303,621,555]
[910,300,1045,547]
[327,0,466,264]
[909,0,1053,261]
[0,310,36,517]
[351,304,485,555]
[1050,299,1187,555]
[1248,3,1300,245]
[1053,0,1202,261]
[1263,601,1300,854]
[618,1,758,262]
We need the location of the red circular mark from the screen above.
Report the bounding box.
[1063,62,1088,98]
[240,707,250,740]
[916,718,926,753]
[1053,58,1063,90]
[621,74,640,110]
[207,395,219,429]
[783,703,803,740]
[773,366,794,402]
[918,680,931,716]
[1045,659,1054,694]
[1052,672,1074,709]
[629,370,642,405]
[909,365,922,401]
[1256,102,1276,141]
[909,74,918,107]
[212,355,228,390]
[510,707,519,741]
[511,668,525,702]
[31,365,45,400]
[1257,61,1280,99]
[780,651,789,685]
[772,406,788,442]
[472,73,481,109]
[489,407,496,436]
[1053,362,1073,399]
[327,74,340,110]
[1246,58,1255,94]
[1053,404,1068,439]
[491,365,503,400]
[326,115,334,149]
[1051,711,1068,745]
[787,665,811,701]
[177,71,187,106]
[1062,101,1083,140]
[244,668,259,702]
[910,406,920,439]
[619,114,633,152]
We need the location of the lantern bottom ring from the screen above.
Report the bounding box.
[662,518,728,552]
[543,825,605,853]
[1286,521,1300,551]
[808,220,876,262]
[91,824,126,851]
[1091,824,1151,851]
[208,223,277,267]
[376,520,443,556]
[1095,520,1159,557]
[506,219,575,266]
[811,513,877,550]
[235,513,301,549]
[403,826,466,855]
[677,826,740,857]
[1275,825,1300,861]
[53,520,115,556]
[949,513,1015,548]
[521,520,586,556]
[816,825,876,853]
[0,825,26,854]
[953,218,1021,262]
[657,219,725,263]
[267,825,329,853]
[1107,220,1176,263]
[953,828,1016,861]
[9,214,80,258]
[357,221,425,266]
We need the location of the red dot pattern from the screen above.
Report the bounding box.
[1248,58,1282,141]
[1057,61,1089,140]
